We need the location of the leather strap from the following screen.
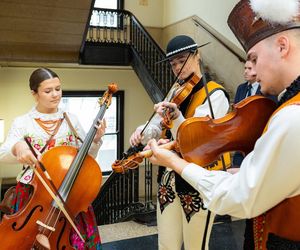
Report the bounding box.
[63,112,83,146]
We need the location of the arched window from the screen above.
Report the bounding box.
[91,0,124,27]
[94,0,123,10]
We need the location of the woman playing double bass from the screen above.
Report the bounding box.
[0,68,105,249]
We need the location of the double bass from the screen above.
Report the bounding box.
[0,84,118,249]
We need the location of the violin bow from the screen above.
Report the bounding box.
[139,52,193,136]
[116,53,194,170]
[23,137,85,243]
[199,60,227,171]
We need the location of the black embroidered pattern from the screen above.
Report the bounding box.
[157,183,176,213]
[157,171,176,213]
[278,76,300,106]
[177,191,206,222]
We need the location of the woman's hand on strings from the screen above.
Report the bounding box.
[93,119,106,144]
[154,101,180,120]
[12,141,40,166]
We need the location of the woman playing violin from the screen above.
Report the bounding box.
[130,35,230,250]
[0,68,105,249]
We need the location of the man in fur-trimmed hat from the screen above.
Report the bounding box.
[146,0,300,249]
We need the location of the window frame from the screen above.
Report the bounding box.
[62,90,124,176]
[93,0,124,9]
[91,0,125,29]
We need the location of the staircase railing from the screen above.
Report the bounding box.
[81,8,173,225]
[92,161,156,225]
[93,170,140,225]
[80,8,175,101]
[130,14,174,97]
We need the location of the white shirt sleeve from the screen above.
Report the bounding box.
[171,90,229,138]
[181,104,300,218]
[0,117,26,163]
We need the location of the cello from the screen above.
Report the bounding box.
[0,83,118,249]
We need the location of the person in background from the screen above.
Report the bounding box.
[146,0,300,249]
[0,68,106,249]
[130,35,230,250]
[232,59,277,169]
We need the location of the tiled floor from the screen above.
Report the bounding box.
[99,217,246,250]
[99,220,158,243]
[102,234,158,250]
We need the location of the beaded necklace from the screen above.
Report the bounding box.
[34,118,63,136]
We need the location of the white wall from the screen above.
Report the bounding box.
[125,0,163,27]
[163,0,241,47]
[124,0,242,49]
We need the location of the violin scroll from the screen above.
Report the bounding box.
[112,156,144,174]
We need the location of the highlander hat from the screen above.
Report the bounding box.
[157,35,209,63]
[227,0,300,52]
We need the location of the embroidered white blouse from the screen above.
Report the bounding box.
[0,107,101,163]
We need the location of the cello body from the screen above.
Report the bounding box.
[0,146,102,249]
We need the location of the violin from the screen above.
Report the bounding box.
[0,84,118,249]
[112,74,201,170]
[112,95,277,173]
[161,73,200,129]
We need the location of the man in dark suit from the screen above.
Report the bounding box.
[232,60,277,168]
[232,59,260,168]
[234,59,261,105]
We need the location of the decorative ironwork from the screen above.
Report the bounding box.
[81,8,174,99]
[82,8,172,225]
